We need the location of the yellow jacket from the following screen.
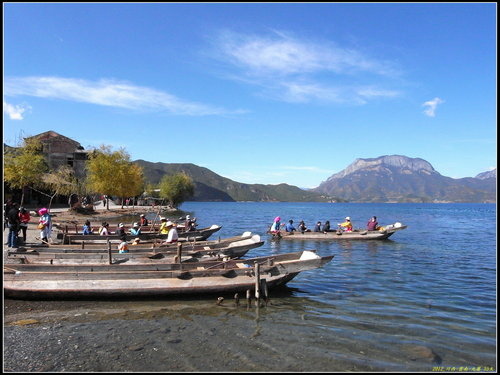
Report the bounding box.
[159,222,170,234]
[340,220,353,231]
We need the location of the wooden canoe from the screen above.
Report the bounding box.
[21,232,255,251]
[55,222,199,235]
[7,235,264,265]
[273,223,407,240]
[3,250,334,299]
[60,224,222,244]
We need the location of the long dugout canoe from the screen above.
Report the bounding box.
[25,232,254,251]
[275,223,407,240]
[8,235,264,265]
[61,225,222,244]
[4,250,334,299]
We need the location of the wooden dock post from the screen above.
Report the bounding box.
[246,289,251,308]
[261,278,269,305]
[254,261,261,302]
[177,242,183,269]
[107,239,112,264]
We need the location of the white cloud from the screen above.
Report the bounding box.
[4,76,243,116]
[422,97,444,117]
[218,30,398,77]
[211,30,402,104]
[3,101,30,120]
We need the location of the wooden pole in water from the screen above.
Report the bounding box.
[261,278,269,305]
[246,289,251,308]
[107,239,112,264]
[177,242,182,269]
[254,261,261,301]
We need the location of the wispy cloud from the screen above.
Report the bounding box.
[4,76,244,116]
[3,101,31,120]
[422,97,444,117]
[210,30,402,104]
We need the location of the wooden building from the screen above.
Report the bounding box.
[26,130,89,179]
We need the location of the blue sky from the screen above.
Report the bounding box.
[3,3,497,188]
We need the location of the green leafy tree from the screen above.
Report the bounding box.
[85,145,144,209]
[4,137,49,205]
[158,172,195,208]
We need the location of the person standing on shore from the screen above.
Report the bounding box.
[38,207,52,244]
[7,202,20,248]
[18,207,31,243]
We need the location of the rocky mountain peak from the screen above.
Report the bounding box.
[327,155,438,181]
[475,168,496,180]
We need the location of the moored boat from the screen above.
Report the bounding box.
[60,224,222,244]
[8,235,264,264]
[4,250,334,299]
[273,223,407,240]
[22,231,255,251]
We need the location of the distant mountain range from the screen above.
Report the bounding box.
[134,160,333,202]
[136,155,496,203]
[7,133,494,203]
[312,155,496,203]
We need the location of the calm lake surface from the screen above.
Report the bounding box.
[4,202,496,372]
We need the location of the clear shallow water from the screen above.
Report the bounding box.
[178,202,497,369]
[4,202,496,372]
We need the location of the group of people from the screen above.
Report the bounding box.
[270,215,380,235]
[82,213,184,253]
[5,201,53,248]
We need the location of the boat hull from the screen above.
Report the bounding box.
[4,251,333,299]
[61,225,222,244]
[276,225,407,240]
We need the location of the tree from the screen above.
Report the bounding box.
[4,137,49,205]
[158,172,195,208]
[40,165,80,211]
[85,145,144,209]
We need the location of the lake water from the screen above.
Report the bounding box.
[4,202,496,372]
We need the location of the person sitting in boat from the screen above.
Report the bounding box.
[159,217,170,234]
[313,221,322,232]
[338,217,353,232]
[183,215,196,232]
[139,214,149,227]
[322,220,331,232]
[82,220,93,235]
[129,222,142,236]
[115,223,126,236]
[118,234,129,253]
[269,216,282,234]
[367,216,378,231]
[285,219,296,232]
[298,220,309,233]
[164,221,178,243]
[98,222,109,235]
